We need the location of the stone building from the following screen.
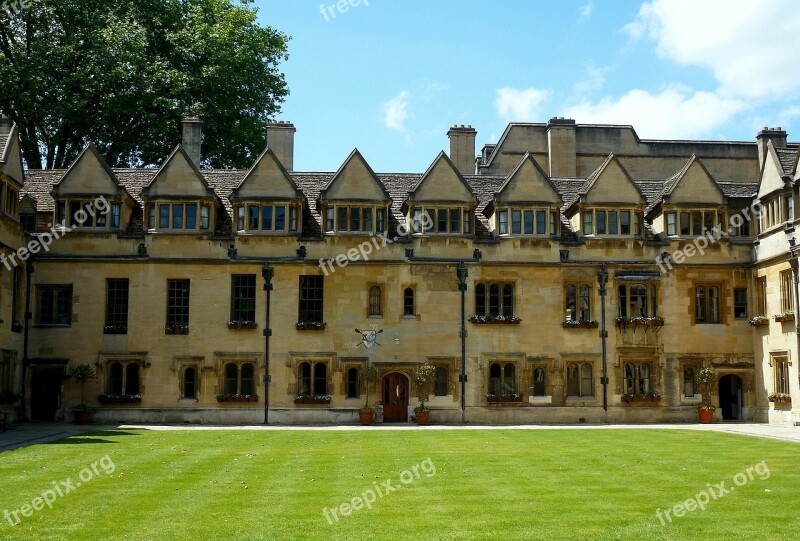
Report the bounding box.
[1,115,798,425]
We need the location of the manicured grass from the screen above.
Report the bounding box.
[0,429,798,540]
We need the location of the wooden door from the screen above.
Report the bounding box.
[382,372,409,422]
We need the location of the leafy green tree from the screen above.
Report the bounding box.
[0,0,289,169]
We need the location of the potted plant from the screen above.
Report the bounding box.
[69,364,95,425]
[768,392,791,404]
[413,363,436,425]
[694,366,716,423]
[358,366,379,426]
[748,315,769,327]
[775,310,795,323]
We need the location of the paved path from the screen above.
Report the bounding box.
[3,422,799,452]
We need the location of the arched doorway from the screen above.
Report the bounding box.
[30,367,63,421]
[382,372,409,422]
[718,374,743,420]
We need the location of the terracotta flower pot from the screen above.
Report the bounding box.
[698,409,714,423]
[359,411,374,426]
[74,411,90,425]
[415,411,429,425]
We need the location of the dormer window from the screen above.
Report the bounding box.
[497,208,558,236]
[410,207,471,235]
[664,210,722,237]
[235,203,299,233]
[146,201,211,232]
[324,204,387,234]
[55,199,120,230]
[582,208,641,237]
[0,182,19,218]
[758,194,792,232]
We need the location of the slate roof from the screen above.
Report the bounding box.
[0,132,9,162]
[20,165,760,241]
[776,147,798,176]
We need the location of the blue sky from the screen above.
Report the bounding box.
[257,0,800,173]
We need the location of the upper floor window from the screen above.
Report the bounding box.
[475,282,515,318]
[403,287,415,317]
[755,276,767,316]
[236,203,299,233]
[772,354,790,395]
[36,285,72,325]
[0,182,19,218]
[582,208,641,237]
[166,279,190,331]
[565,283,591,322]
[105,279,129,334]
[231,275,256,323]
[368,285,382,316]
[665,210,721,237]
[411,207,471,235]
[298,276,324,324]
[324,205,387,234]
[497,208,558,236]
[147,202,210,232]
[780,270,794,314]
[618,284,657,318]
[56,199,118,229]
[760,195,791,231]
[733,288,747,319]
[694,283,721,324]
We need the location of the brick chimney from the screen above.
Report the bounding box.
[756,126,787,172]
[181,117,203,167]
[266,121,296,171]
[447,125,477,175]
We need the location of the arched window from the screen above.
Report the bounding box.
[624,362,652,396]
[347,368,359,398]
[240,363,255,395]
[488,362,516,395]
[533,368,546,397]
[434,366,449,396]
[298,361,328,397]
[567,362,593,397]
[183,367,196,399]
[683,366,696,397]
[299,362,311,396]
[110,362,123,395]
[125,364,140,396]
[224,363,238,395]
[403,288,415,317]
[368,286,382,316]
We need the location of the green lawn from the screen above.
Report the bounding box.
[0,429,798,540]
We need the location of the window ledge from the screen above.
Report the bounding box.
[528,395,552,404]
[367,315,383,319]
[34,324,71,328]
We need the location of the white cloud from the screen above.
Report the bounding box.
[563,86,746,139]
[625,0,800,100]
[573,65,608,94]
[495,87,551,121]
[579,2,593,19]
[382,90,411,132]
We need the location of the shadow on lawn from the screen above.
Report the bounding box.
[47,430,142,445]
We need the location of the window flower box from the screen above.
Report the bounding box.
[615,317,664,331]
[562,320,598,329]
[98,394,142,404]
[748,316,769,327]
[103,324,128,335]
[295,321,326,331]
[486,394,522,403]
[768,392,791,404]
[165,324,189,335]
[216,394,258,403]
[621,393,662,404]
[469,315,522,324]
[228,320,257,330]
[294,395,331,405]
[774,312,795,323]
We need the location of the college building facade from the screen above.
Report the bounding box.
[0,114,798,425]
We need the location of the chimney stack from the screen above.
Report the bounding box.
[756,126,788,172]
[547,117,577,177]
[181,117,203,167]
[447,125,477,175]
[266,121,296,171]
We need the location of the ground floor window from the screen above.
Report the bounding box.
[623,362,652,395]
[434,366,449,396]
[488,362,516,395]
[182,366,198,399]
[223,362,256,396]
[532,367,547,396]
[109,361,140,396]
[298,361,328,396]
[346,367,359,398]
[683,366,697,397]
[567,362,593,397]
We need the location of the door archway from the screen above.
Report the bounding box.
[718,374,743,420]
[381,372,409,422]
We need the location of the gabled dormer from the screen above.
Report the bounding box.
[404,151,478,236]
[486,153,561,237]
[230,147,304,235]
[318,149,391,235]
[51,143,136,231]
[650,155,732,238]
[0,117,24,220]
[140,145,220,233]
[756,141,794,234]
[565,154,646,237]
